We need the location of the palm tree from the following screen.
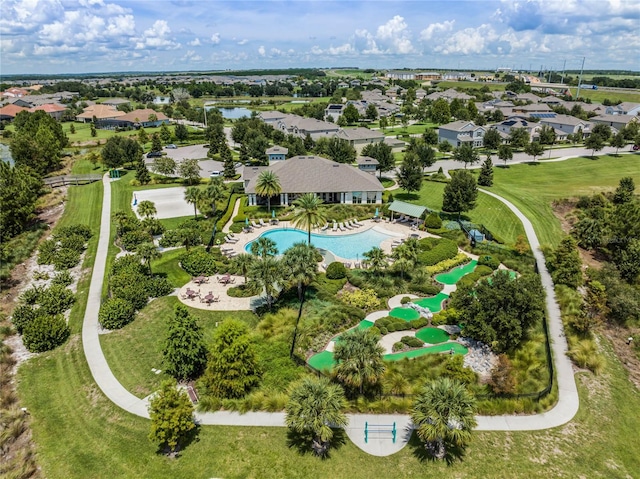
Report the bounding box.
[249,256,280,310]
[250,236,278,259]
[136,242,161,275]
[137,200,157,219]
[291,193,327,244]
[285,376,348,456]
[411,377,478,460]
[184,187,201,219]
[282,243,318,357]
[363,247,387,276]
[391,243,416,280]
[204,178,226,217]
[255,170,281,213]
[231,253,254,283]
[334,328,386,396]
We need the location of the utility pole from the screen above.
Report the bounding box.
[560,59,566,85]
[576,56,586,99]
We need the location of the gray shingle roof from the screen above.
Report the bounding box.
[245,156,383,195]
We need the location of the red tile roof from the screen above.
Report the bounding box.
[0,104,28,118]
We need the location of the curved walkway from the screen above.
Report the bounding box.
[83,173,578,458]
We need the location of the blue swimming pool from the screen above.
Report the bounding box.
[245,228,395,260]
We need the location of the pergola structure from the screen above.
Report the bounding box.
[387,200,428,222]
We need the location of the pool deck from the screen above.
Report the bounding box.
[219,218,434,263]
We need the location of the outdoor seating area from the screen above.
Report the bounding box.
[177,275,256,311]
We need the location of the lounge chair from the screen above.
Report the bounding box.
[251,220,261,228]
[228,232,236,238]
[351,220,361,228]
[332,222,338,232]
[320,223,329,231]
[343,262,351,269]
[225,236,238,244]
[259,218,267,227]
[344,222,353,230]
[353,218,363,226]
[227,252,238,258]
[339,223,346,231]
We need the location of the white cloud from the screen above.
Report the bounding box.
[211,32,220,44]
[350,15,415,55]
[420,20,455,41]
[237,38,248,45]
[135,20,180,50]
[258,45,265,56]
[188,37,201,46]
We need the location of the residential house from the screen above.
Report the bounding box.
[426,88,473,102]
[2,98,32,108]
[539,114,592,136]
[335,127,385,152]
[356,156,379,175]
[605,102,640,116]
[325,104,345,122]
[1,87,29,98]
[438,120,486,147]
[101,109,170,129]
[258,110,288,124]
[76,104,126,123]
[491,117,543,142]
[512,103,553,115]
[0,104,27,121]
[590,114,639,132]
[274,114,340,140]
[243,155,383,206]
[29,104,67,121]
[266,145,288,163]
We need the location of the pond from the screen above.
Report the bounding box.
[208,107,253,120]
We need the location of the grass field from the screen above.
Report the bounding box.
[488,155,640,247]
[395,180,526,245]
[151,247,191,287]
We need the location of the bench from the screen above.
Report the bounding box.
[364,421,397,444]
[186,385,199,404]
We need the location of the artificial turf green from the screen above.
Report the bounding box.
[307,350,335,371]
[413,293,449,313]
[384,342,468,361]
[388,307,420,321]
[434,260,478,284]
[415,327,450,344]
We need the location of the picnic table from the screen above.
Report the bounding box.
[185,288,199,299]
[193,276,208,285]
[202,292,219,306]
[217,274,234,285]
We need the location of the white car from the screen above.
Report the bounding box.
[166,144,177,149]
[210,171,222,177]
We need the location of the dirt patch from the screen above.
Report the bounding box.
[602,325,640,390]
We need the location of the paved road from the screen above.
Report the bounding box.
[82,171,581,456]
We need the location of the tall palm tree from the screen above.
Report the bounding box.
[363,247,388,276]
[204,178,227,217]
[231,253,254,283]
[291,193,327,244]
[391,243,415,280]
[282,243,318,357]
[249,255,280,310]
[334,328,386,396]
[255,170,281,213]
[137,200,157,219]
[184,187,201,219]
[136,241,161,275]
[285,376,348,456]
[250,236,278,259]
[411,377,477,460]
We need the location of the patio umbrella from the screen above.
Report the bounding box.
[245,217,249,225]
[374,207,379,217]
[272,209,275,218]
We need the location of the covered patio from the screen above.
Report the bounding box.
[387,200,428,224]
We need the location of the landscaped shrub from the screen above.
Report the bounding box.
[441,355,477,384]
[145,276,173,298]
[99,298,135,329]
[431,307,461,326]
[110,273,149,311]
[408,316,429,329]
[59,234,87,251]
[478,255,500,270]
[11,305,38,334]
[425,253,470,275]
[325,261,347,280]
[38,284,75,315]
[111,254,146,276]
[51,270,73,287]
[400,296,412,305]
[408,282,441,296]
[180,248,218,276]
[401,336,424,348]
[37,239,58,265]
[55,224,92,241]
[19,287,41,305]
[392,341,406,352]
[457,265,495,288]
[120,230,152,251]
[22,313,70,353]
[417,238,458,266]
[376,316,412,335]
[340,288,380,311]
[52,248,81,270]
[228,284,258,298]
[141,217,165,236]
[424,212,443,229]
[159,229,183,247]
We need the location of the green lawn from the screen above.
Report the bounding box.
[380,122,438,136]
[395,180,526,245]
[100,296,257,398]
[151,247,191,287]
[488,155,640,247]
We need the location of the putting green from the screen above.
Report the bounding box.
[308,351,335,371]
[413,293,449,313]
[434,260,478,285]
[389,307,420,321]
[358,320,374,330]
[415,327,450,344]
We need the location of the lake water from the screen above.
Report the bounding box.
[210,107,253,119]
[0,143,13,165]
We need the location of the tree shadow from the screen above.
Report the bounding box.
[409,432,469,465]
[153,423,201,458]
[580,155,597,160]
[286,428,347,459]
[395,192,420,201]
[524,161,541,166]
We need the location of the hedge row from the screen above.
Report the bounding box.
[417,238,458,266]
[456,265,495,288]
[425,253,471,275]
[38,223,92,270]
[374,315,429,335]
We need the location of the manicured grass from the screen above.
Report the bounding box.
[415,327,450,344]
[434,260,477,285]
[151,247,191,287]
[488,155,640,247]
[385,342,468,360]
[62,122,169,144]
[380,122,438,136]
[100,296,257,398]
[158,215,195,230]
[389,307,420,321]
[395,180,526,245]
[307,350,335,371]
[413,293,449,313]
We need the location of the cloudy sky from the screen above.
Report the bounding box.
[1,0,639,75]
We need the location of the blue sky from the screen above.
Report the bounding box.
[1,0,639,75]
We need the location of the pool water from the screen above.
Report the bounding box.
[245,228,395,260]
